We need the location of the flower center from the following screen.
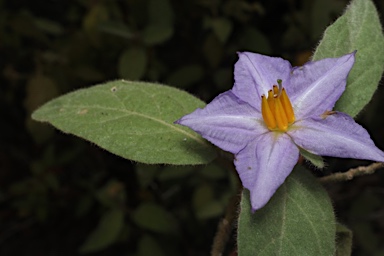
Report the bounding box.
[261,79,295,132]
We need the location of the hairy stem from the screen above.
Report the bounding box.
[210,193,239,256]
[319,162,384,183]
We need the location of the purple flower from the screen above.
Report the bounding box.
[175,52,384,212]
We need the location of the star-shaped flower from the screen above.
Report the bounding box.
[175,52,384,212]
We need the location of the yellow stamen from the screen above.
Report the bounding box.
[273,85,279,95]
[274,97,288,131]
[267,90,275,114]
[261,95,277,130]
[280,88,295,123]
[260,80,295,132]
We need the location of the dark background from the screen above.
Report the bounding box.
[1,0,384,255]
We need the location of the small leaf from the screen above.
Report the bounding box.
[193,184,214,211]
[137,235,165,256]
[147,0,173,25]
[34,17,63,35]
[142,0,174,46]
[118,47,147,80]
[336,223,353,256]
[196,201,223,220]
[203,34,223,68]
[136,164,159,188]
[32,80,217,165]
[239,27,271,54]
[237,166,335,256]
[193,183,225,219]
[79,208,124,253]
[199,162,227,179]
[299,148,325,168]
[312,0,384,117]
[82,4,109,45]
[132,202,176,234]
[82,4,109,32]
[211,17,233,43]
[96,180,125,207]
[166,65,204,88]
[142,24,173,46]
[24,74,59,144]
[98,21,133,39]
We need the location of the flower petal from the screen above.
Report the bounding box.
[290,52,355,120]
[235,133,299,212]
[289,112,384,162]
[232,52,292,111]
[175,91,267,154]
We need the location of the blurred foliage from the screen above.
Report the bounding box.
[1,0,384,255]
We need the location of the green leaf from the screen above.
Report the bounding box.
[96,180,125,207]
[34,17,63,35]
[136,164,159,188]
[237,166,335,256]
[239,27,271,54]
[166,65,204,89]
[98,21,134,39]
[211,17,233,43]
[193,184,224,219]
[79,208,124,253]
[82,4,109,46]
[142,0,174,46]
[118,47,147,80]
[299,148,325,168]
[336,223,353,256]
[147,0,173,25]
[132,202,176,234]
[32,80,217,165]
[203,34,223,68]
[142,24,173,46]
[312,0,384,117]
[137,235,165,256]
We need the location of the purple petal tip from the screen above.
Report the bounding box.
[174,118,182,125]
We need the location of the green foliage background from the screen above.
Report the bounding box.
[1,0,384,255]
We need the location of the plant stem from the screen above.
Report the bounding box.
[210,194,239,256]
[319,162,384,183]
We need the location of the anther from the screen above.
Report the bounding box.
[274,97,288,131]
[260,80,295,132]
[261,95,277,130]
[280,88,295,123]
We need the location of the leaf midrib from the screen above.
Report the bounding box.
[38,103,208,145]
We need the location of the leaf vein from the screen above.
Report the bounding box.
[56,104,208,145]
